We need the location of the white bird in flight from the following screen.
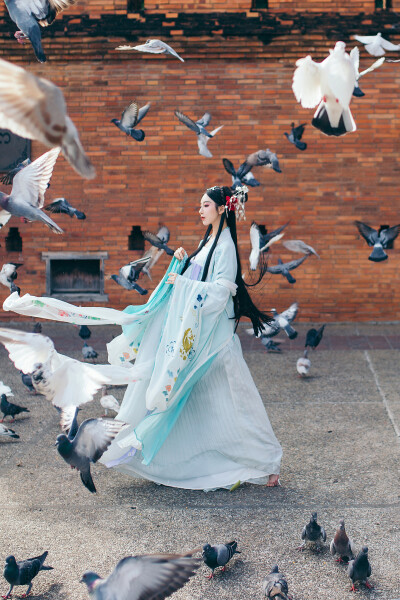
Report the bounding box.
[354,32,400,57]
[116,39,184,62]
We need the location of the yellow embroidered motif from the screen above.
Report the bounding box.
[179,328,195,360]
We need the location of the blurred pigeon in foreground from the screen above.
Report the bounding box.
[350,46,385,97]
[283,239,319,258]
[0,381,13,397]
[0,158,31,185]
[348,547,372,591]
[0,148,63,234]
[262,339,282,353]
[354,32,400,57]
[330,519,355,563]
[0,263,22,290]
[266,255,309,284]
[0,58,95,179]
[116,39,184,62]
[111,101,151,142]
[293,42,356,136]
[284,122,307,150]
[0,423,19,439]
[111,256,150,295]
[20,371,35,393]
[263,564,290,600]
[298,512,326,551]
[355,220,399,262]
[3,551,53,599]
[55,417,126,492]
[82,342,98,362]
[175,110,223,158]
[296,349,311,377]
[247,303,298,340]
[100,387,120,416]
[305,325,325,349]
[45,198,86,220]
[143,229,175,255]
[80,552,200,600]
[0,393,29,422]
[202,541,240,579]
[141,225,171,280]
[249,222,287,270]
[79,325,91,340]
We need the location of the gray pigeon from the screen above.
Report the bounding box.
[44,197,86,220]
[143,230,175,255]
[247,302,298,341]
[20,371,35,393]
[0,423,19,439]
[78,325,91,340]
[355,220,400,262]
[141,225,171,280]
[174,110,223,157]
[116,39,184,62]
[0,158,31,185]
[111,257,149,295]
[202,541,240,579]
[55,417,126,493]
[305,325,325,349]
[3,551,53,599]
[243,148,282,173]
[223,158,257,190]
[330,519,355,563]
[82,342,98,362]
[348,547,372,591]
[298,512,326,552]
[0,394,29,422]
[81,552,200,600]
[266,255,309,284]
[263,564,290,600]
[4,0,76,62]
[284,123,307,150]
[262,339,282,353]
[111,101,151,142]
[282,239,319,258]
[0,263,22,290]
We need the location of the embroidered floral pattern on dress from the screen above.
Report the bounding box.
[161,368,181,400]
[179,328,195,361]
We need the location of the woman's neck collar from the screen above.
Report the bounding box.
[211,223,228,238]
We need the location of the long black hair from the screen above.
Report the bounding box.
[181,185,272,336]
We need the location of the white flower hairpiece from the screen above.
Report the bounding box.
[225,185,248,222]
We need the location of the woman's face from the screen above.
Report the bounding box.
[199,193,223,227]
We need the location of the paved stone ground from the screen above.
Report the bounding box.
[0,320,399,600]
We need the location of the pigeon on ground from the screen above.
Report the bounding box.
[3,551,53,599]
[348,547,372,591]
[78,325,91,340]
[82,342,98,362]
[20,371,35,393]
[293,41,357,136]
[174,110,223,158]
[44,198,86,220]
[261,339,282,353]
[305,325,325,349]
[266,255,309,284]
[330,519,355,563]
[0,423,19,439]
[111,256,150,294]
[4,0,76,62]
[0,158,31,185]
[284,122,307,150]
[0,263,22,291]
[0,148,63,234]
[283,239,319,258]
[141,226,171,280]
[80,552,200,599]
[350,46,385,97]
[298,512,327,551]
[0,394,29,422]
[0,381,13,397]
[111,101,151,142]
[116,39,184,62]
[0,58,95,179]
[263,564,290,600]
[354,32,400,57]
[202,541,240,579]
[55,416,126,492]
[100,388,120,417]
[249,222,287,271]
[296,349,311,377]
[247,303,298,340]
[355,220,399,262]
[143,230,175,255]
[223,158,258,190]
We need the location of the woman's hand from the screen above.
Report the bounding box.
[174,247,185,261]
[166,273,179,285]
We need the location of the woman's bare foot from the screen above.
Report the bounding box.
[266,474,280,487]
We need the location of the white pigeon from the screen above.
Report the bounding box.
[354,32,400,57]
[116,39,184,62]
[292,41,357,137]
[0,263,22,290]
[249,223,284,271]
[100,389,120,416]
[350,47,385,96]
[0,381,13,397]
[0,423,19,439]
[296,349,311,377]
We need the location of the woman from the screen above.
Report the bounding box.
[3,185,282,490]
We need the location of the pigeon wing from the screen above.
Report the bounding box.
[0,327,55,373]
[242,171,260,186]
[292,55,322,108]
[380,37,400,51]
[196,112,211,127]
[136,102,151,125]
[249,222,260,270]
[284,254,309,270]
[156,225,170,243]
[11,147,60,208]
[355,220,378,245]
[60,405,79,436]
[0,210,12,229]
[73,418,126,463]
[259,232,285,253]
[354,35,378,44]
[222,158,237,176]
[292,123,306,140]
[379,224,400,246]
[50,359,111,409]
[279,302,299,323]
[283,239,319,257]
[128,256,151,272]
[174,110,200,134]
[209,124,223,137]
[350,46,360,77]
[120,102,139,129]
[197,134,212,157]
[358,56,385,78]
[38,0,76,25]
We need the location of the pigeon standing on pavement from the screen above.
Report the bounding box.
[116,39,184,61]
[296,349,311,377]
[44,198,86,220]
[330,519,355,563]
[355,220,400,262]
[82,342,98,362]
[0,263,22,290]
[263,564,290,600]
[111,101,151,142]
[298,512,327,551]
[305,325,325,349]
[348,547,372,591]
[0,423,19,439]
[284,123,307,150]
[202,541,240,579]
[350,46,385,97]
[0,394,29,422]
[266,255,309,284]
[2,551,53,599]
[174,110,223,158]
[354,32,400,57]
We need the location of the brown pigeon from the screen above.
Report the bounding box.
[330,518,355,563]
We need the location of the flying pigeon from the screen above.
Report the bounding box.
[247,302,298,340]
[355,220,399,262]
[266,255,309,284]
[4,0,76,62]
[0,148,63,234]
[223,158,258,190]
[80,552,200,600]
[354,32,400,57]
[0,158,31,185]
[0,263,22,290]
[348,547,372,591]
[350,46,385,97]
[100,388,120,417]
[263,565,290,600]
[0,394,29,422]
[243,149,282,173]
[116,39,184,62]
[298,512,327,552]
[296,349,311,377]
[174,110,223,158]
[284,122,307,150]
[44,197,86,220]
[283,239,319,258]
[305,325,325,349]
[141,225,171,280]
[202,541,240,579]
[2,551,53,599]
[293,41,357,136]
[111,101,151,142]
[78,325,91,340]
[330,519,355,563]
[0,58,95,179]
[249,222,287,271]
[143,230,175,255]
[82,342,98,362]
[0,381,13,397]
[55,416,126,492]
[110,257,150,294]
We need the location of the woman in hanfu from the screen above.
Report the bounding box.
[3,185,282,490]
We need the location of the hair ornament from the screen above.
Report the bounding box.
[225,185,248,221]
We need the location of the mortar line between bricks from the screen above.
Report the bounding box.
[364,350,400,438]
